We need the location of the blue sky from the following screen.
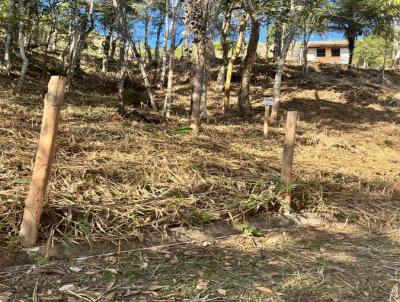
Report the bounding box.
[133,23,347,48]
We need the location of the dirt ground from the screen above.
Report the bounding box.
[0,54,400,301]
[2,221,400,301]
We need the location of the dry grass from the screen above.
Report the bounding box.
[0,56,399,250]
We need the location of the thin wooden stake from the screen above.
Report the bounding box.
[263,105,271,138]
[19,76,66,247]
[281,111,298,213]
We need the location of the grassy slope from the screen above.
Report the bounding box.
[1,50,400,301]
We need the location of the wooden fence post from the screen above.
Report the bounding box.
[19,76,66,247]
[281,111,298,214]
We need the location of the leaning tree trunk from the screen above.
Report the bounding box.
[15,0,28,92]
[269,29,296,125]
[238,15,260,118]
[132,42,159,111]
[216,10,232,91]
[2,0,15,74]
[223,13,248,114]
[163,3,180,117]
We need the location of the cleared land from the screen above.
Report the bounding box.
[0,52,400,301]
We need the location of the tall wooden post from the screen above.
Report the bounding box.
[281,111,298,214]
[20,76,66,247]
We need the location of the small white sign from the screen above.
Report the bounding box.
[263,97,276,106]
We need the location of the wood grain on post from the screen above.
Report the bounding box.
[281,111,298,213]
[19,76,66,247]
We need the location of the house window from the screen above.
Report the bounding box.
[332,48,341,57]
[317,48,326,57]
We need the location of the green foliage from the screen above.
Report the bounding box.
[242,225,262,237]
[353,35,393,68]
[168,127,193,135]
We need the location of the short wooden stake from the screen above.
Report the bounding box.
[19,76,66,247]
[281,111,298,214]
[263,105,270,138]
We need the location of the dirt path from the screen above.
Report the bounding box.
[1,220,400,302]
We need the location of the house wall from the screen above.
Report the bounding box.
[307,47,349,64]
[340,48,350,64]
[307,48,317,62]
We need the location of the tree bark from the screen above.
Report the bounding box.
[110,36,117,59]
[113,0,128,113]
[15,0,29,93]
[163,3,180,117]
[2,0,15,74]
[274,22,283,60]
[268,26,297,127]
[67,0,95,89]
[223,13,248,114]
[238,9,260,118]
[346,34,356,70]
[154,17,164,65]
[382,37,388,84]
[158,0,170,89]
[185,0,210,134]
[302,27,312,76]
[144,8,153,63]
[216,10,232,91]
[102,31,112,74]
[131,42,159,111]
[190,44,205,134]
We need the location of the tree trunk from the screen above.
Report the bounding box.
[67,0,95,89]
[268,28,296,125]
[144,8,153,64]
[154,17,164,65]
[190,43,205,134]
[223,14,248,114]
[382,37,388,83]
[238,16,260,118]
[2,0,15,74]
[50,23,58,51]
[102,31,112,74]
[216,10,232,91]
[302,28,312,76]
[265,20,270,60]
[346,34,355,70]
[274,22,283,60]
[158,0,170,89]
[110,36,117,59]
[163,3,180,117]
[200,63,208,121]
[113,0,128,113]
[15,0,28,92]
[131,42,159,111]
[185,0,209,134]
